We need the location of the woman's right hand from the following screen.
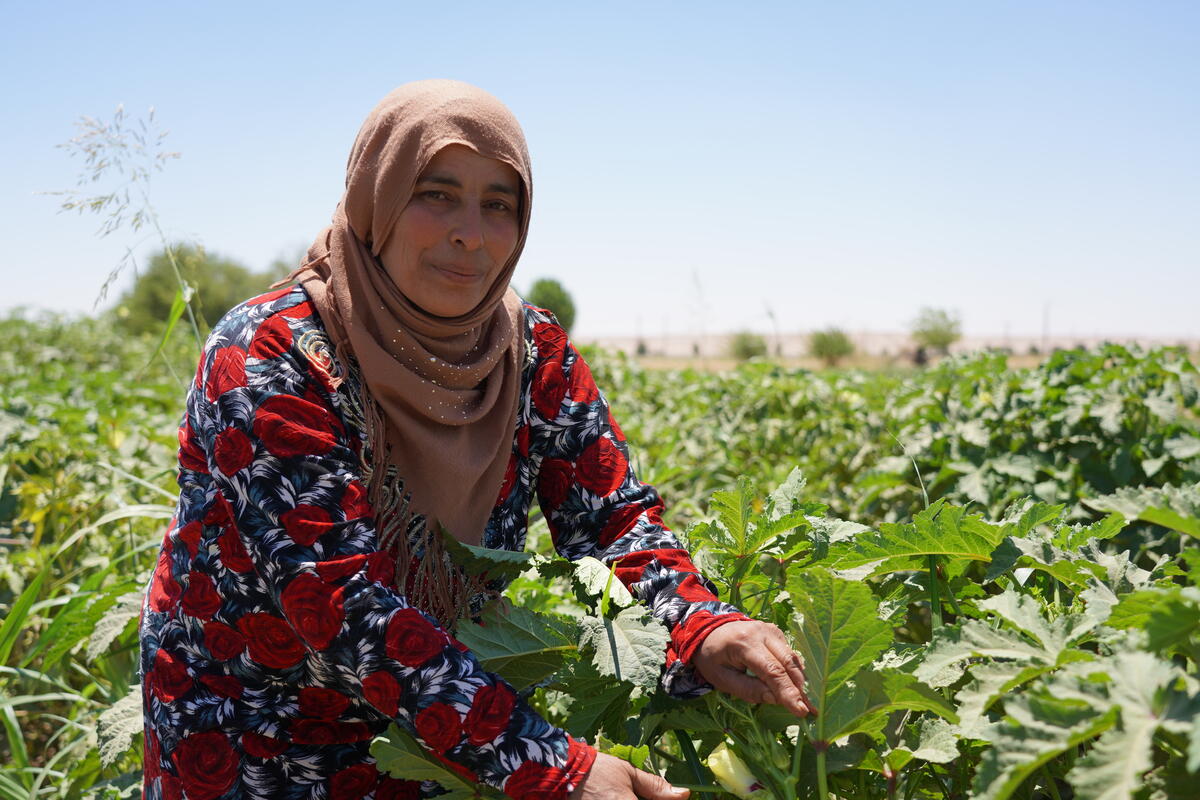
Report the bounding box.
[568,753,690,800]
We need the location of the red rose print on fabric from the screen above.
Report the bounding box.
[217,527,253,573]
[176,520,202,560]
[178,422,208,473]
[237,612,306,669]
[575,435,628,497]
[241,731,288,759]
[532,357,568,420]
[290,720,372,745]
[181,571,221,620]
[330,763,378,800]
[149,548,180,612]
[597,503,645,548]
[203,620,246,661]
[171,730,238,800]
[206,346,247,402]
[279,299,314,319]
[339,481,370,520]
[280,573,345,650]
[566,349,599,404]
[533,322,567,361]
[252,394,342,459]
[280,504,334,547]
[377,777,422,800]
[366,551,396,586]
[362,670,401,716]
[315,554,367,583]
[199,673,244,699]
[504,760,568,800]
[384,608,447,667]
[464,683,515,746]
[150,647,192,702]
[299,687,351,720]
[249,314,293,360]
[415,702,462,753]
[676,573,718,603]
[213,427,254,475]
[516,423,531,457]
[539,458,574,509]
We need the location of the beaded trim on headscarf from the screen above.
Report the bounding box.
[332,345,499,632]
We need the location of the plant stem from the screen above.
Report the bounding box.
[1040,766,1064,800]
[816,748,829,800]
[674,731,711,800]
[928,555,943,632]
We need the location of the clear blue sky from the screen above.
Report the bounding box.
[3,1,1197,340]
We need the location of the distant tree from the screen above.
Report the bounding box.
[263,244,310,284]
[729,331,767,361]
[525,278,576,333]
[114,244,275,335]
[808,327,855,367]
[910,307,962,355]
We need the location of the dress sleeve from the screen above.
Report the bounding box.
[195,317,594,798]
[528,318,752,697]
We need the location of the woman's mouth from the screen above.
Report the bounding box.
[431,264,484,285]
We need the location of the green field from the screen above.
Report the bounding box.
[2,314,1198,799]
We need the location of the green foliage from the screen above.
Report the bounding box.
[808,327,855,367]
[113,243,279,334]
[910,307,962,354]
[5,312,1200,799]
[524,277,576,333]
[729,331,768,361]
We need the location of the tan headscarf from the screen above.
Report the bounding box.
[286,80,531,556]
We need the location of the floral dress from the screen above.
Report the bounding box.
[139,285,749,800]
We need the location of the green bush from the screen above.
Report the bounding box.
[808,327,855,367]
[525,278,576,333]
[729,331,768,360]
[113,244,278,335]
[910,307,962,354]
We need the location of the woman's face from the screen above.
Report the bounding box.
[380,144,522,318]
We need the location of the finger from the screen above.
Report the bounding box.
[763,634,816,715]
[705,665,772,705]
[745,646,809,717]
[628,765,689,800]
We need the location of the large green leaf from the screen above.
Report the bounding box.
[831,500,1007,575]
[571,556,635,609]
[440,535,538,583]
[563,671,635,740]
[974,651,1194,800]
[788,568,893,703]
[97,685,141,767]
[453,604,577,690]
[1084,482,1200,538]
[973,693,1117,800]
[786,569,949,749]
[820,669,957,743]
[1065,652,1197,800]
[579,607,669,692]
[1107,586,1200,655]
[915,587,1112,736]
[372,724,502,799]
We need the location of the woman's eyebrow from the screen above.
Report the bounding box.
[418,173,517,197]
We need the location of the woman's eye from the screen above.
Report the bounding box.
[485,200,512,212]
[421,190,451,201]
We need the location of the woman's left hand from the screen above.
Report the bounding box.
[691,620,814,717]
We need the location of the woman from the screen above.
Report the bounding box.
[139,79,810,800]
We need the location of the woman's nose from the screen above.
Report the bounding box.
[450,205,485,251]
